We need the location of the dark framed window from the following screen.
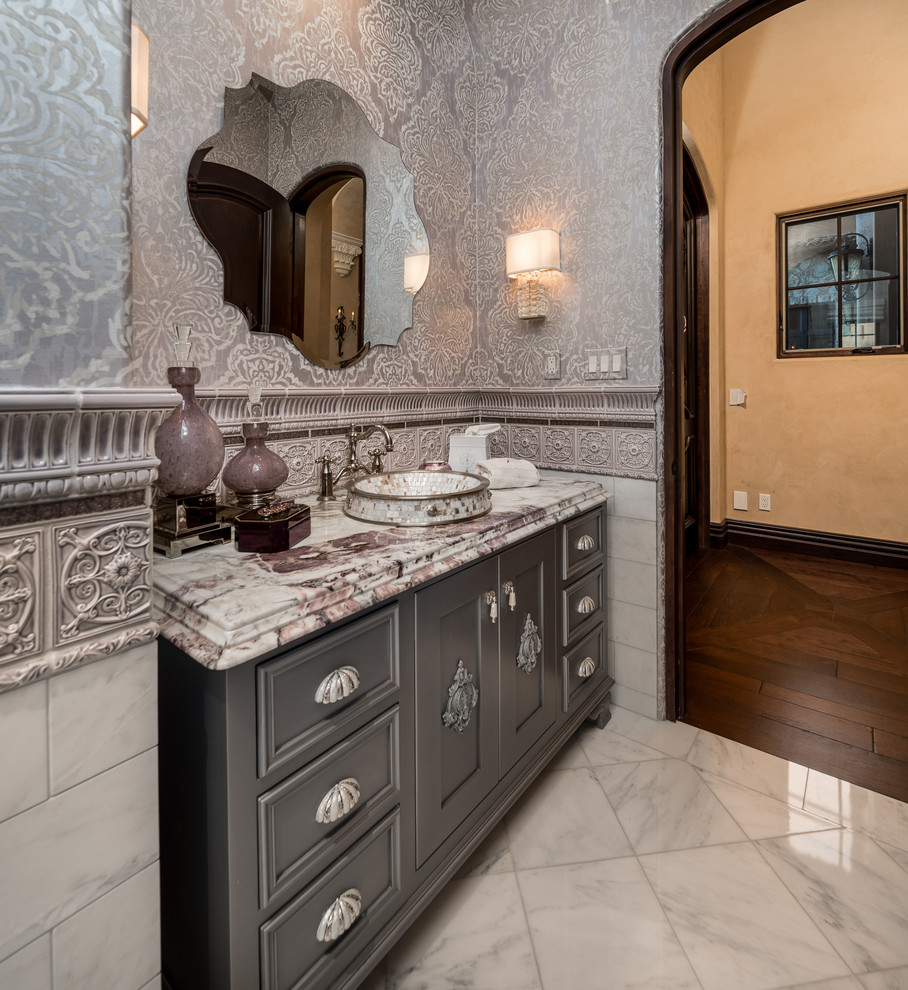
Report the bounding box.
[778,195,906,357]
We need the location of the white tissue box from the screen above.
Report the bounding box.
[448,436,489,474]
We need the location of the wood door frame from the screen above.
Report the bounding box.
[662,0,805,720]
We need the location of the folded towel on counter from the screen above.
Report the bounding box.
[474,457,540,489]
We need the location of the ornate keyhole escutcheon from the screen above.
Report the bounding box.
[516,612,542,674]
[442,658,478,733]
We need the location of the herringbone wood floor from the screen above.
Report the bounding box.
[682,545,908,803]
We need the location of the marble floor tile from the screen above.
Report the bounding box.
[577,723,666,766]
[385,872,540,990]
[804,770,908,852]
[688,731,809,806]
[505,767,633,869]
[781,979,865,990]
[595,758,745,854]
[544,734,589,770]
[606,705,700,758]
[640,842,850,990]
[699,770,840,840]
[858,968,908,990]
[455,821,513,878]
[757,830,908,974]
[876,840,908,873]
[517,857,701,990]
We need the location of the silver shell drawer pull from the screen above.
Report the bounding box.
[576,534,596,551]
[578,656,597,678]
[316,887,362,943]
[315,777,361,824]
[443,659,478,733]
[314,665,361,704]
[577,595,597,615]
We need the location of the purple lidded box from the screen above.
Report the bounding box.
[234,502,311,553]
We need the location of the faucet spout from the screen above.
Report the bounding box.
[317,423,394,501]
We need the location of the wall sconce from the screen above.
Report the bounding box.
[131,25,149,138]
[505,228,561,319]
[404,253,430,293]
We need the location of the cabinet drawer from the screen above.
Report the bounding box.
[259,707,400,909]
[562,566,604,646]
[260,811,401,990]
[257,606,400,777]
[562,625,606,713]
[562,507,604,582]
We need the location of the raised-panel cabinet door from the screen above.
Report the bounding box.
[499,530,558,774]
[414,556,499,867]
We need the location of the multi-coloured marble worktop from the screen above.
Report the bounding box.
[153,476,609,670]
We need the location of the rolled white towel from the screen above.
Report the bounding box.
[474,457,539,489]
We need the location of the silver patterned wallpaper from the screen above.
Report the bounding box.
[0,0,132,388]
[129,0,722,395]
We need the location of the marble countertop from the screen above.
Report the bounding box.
[153,476,610,670]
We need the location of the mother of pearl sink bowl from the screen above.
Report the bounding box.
[343,470,492,526]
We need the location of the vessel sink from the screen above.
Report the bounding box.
[343,470,491,526]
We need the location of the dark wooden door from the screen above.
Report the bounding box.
[499,531,558,774]
[414,556,499,867]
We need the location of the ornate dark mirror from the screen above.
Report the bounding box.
[187,75,429,370]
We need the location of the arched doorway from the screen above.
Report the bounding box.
[662,0,805,721]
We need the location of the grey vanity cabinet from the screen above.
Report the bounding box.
[414,529,557,866]
[159,506,611,990]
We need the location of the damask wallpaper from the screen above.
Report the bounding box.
[0,0,132,388]
[129,0,722,394]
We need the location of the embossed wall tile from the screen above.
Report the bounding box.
[511,426,541,462]
[0,529,41,665]
[275,439,317,491]
[542,427,575,466]
[318,435,349,471]
[489,424,509,458]
[418,427,444,465]
[578,429,613,470]
[52,513,151,649]
[615,430,656,476]
[389,430,418,471]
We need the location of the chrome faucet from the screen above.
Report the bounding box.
[316,424,394,501]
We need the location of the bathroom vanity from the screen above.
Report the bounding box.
[154,479,612,990]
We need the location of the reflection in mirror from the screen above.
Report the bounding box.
[187,75,429,370]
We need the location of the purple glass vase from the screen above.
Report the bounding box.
[222,421,289,508]
[154,366,225,498]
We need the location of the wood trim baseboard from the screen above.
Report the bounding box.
[714,519,908,569]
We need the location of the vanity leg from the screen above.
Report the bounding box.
[588,703,611,730]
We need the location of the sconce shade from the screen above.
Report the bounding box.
[506,228,561,277]
[131,25,149,137]
[403,253,430,293]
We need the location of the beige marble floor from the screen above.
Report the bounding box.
[364,707,908,990]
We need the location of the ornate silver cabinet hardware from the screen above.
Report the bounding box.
[577,595,597,615]
[442,659,478,732]
[314,665,361,704]
[315,777,361,824]
[578,656,597,678]
[316,887,362,942]
[502,580,516,611]
[576,534,596,551]
[516,613,542,674]
[485,590,498,623]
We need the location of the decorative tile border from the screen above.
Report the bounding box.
[0,389,177,508]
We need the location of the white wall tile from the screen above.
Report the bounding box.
[608,477,657,522]
[0,934,51,990]
[609,641,658,698]
[49,642,157,794]
[0,679,48,823]
[608,557,657,609]
[609,600,658,654]
[607,516,657,565]
[0,749,158,960]
[611,684,659,719]
[52,862,160,990]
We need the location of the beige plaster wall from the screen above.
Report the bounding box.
[682,53,727,525]
[700,0,908,541]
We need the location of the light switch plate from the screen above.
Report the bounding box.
[733,490,748,511]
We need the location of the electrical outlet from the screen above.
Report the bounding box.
[759,493,771,511]
[543,351,561,379]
